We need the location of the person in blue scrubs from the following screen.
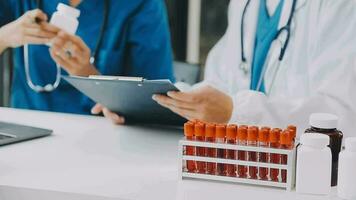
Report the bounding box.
[0,0,173,119]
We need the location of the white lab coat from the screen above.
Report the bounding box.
[203,0,356,137]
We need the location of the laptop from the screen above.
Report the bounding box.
[0,121,52,146]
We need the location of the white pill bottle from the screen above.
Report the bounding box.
[50,3,80,34]
[338,138,356,199]
[296,133,332,195]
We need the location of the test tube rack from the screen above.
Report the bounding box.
[178,139,297,191]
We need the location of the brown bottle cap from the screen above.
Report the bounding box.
[205,123,216,138]
[258,128,270,142]
[238,126,247,140]
[184,122,194,137]
[226,124,237,139]
[287,125,297,139]
[280,130,292,145]
[269,128,281,143]
[247,127,258,141]
[216,124,226,138]
[195,123,205,137]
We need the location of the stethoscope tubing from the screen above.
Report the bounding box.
[240,0,298,94]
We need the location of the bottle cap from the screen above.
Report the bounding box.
[226,125,237,139]
[300,133,329,149]
[184,122,194,137]
[269,128,281,143]
[345,137,356,152]
[309,113,338,129]
[238,126,247,141]
[258,128,270,142]
[194,123,205,137]
[57,3,80,18]
[280,130,292,145]
[287,125,297,140]
[216,125,226,138]
[205,123,216,138]
[247,127,258,141]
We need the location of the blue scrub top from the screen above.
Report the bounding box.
[0,0,174,115]
[250,0,284,93]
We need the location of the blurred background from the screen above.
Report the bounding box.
[0,0,229,107]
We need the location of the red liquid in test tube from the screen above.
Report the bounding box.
[183,122,196,173]
[237,125,248,178]
[287,125,297,146]
[258,127,270,180]
[216,125,226,176]
[195,122,206,174]
[225,124,238,177]
[247,126,258,179]
[269,128,281,182]
[280,130,293,183]
[205,123,217,175]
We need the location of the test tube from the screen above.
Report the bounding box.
[237,125,248,178]
[287,125,297,144]
[247,126,258,179]
[205,123,216,175]
[225,124,238,177]
[258,127,270,180]
[195,122,206,174]
[280,130,293,183]
[216,124,226,176]
[269,128,281,182]
[183,122,196,173]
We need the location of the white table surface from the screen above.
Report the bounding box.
[0,108,342,200]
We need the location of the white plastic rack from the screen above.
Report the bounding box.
[178,139,297,191]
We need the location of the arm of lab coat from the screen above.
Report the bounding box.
[126,0,174,81]
[230,0,356,137]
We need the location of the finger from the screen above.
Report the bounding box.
[51,38,74,59]
[52,35,84,59]
[152,94,196,110]
[58,31,90,53]
[155,99,195,120]
[24,36,51,45]
[167,91,199,103]
[41,22,60,32]
[102,108,125,124]
[25,27,57,38]
[27,9,48,23]
[49,48,73,68]
[91,104,103,114]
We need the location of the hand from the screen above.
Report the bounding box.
[152,85,233,124]
[0,9,59,51]
[91,104,125,125]
[49,31,99,76]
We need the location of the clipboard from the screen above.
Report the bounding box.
[62,75,187,126]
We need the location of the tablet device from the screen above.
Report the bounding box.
[63,75,187,126]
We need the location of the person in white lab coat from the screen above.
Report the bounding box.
[104,0,356,136]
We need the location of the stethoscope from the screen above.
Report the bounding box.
[24,0,109,93]
[240,0,297,94]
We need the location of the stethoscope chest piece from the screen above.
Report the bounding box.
[239,61,249,75]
